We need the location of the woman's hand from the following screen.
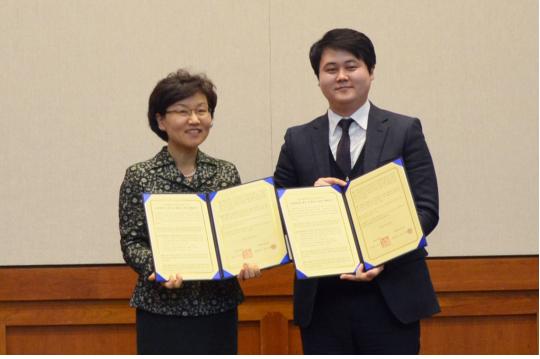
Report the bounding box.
[340,264,384,282]
[314,177,347,187]
[148,272,183,289]
[238,263,261,281]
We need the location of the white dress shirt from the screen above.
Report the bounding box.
[328,101,370,170]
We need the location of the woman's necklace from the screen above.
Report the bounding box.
[182,167,196,179]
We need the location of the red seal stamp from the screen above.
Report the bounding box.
[379,236,391,248]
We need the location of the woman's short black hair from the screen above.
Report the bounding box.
[148,69,217,141]
[309,28,376,77]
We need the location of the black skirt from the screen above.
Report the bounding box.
[136,308,238,354]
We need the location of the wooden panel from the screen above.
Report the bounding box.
[288,322,303,354]
[238,321,260,354]
[0,265,136,301]
[421,315,538,354]
[0,324,5,355]
[427,257,539,292]
[238,296,292,321]
[6,324,135,355]
[239,265,293,296]
[437,291,538,317]
[260,312,288,354]
[0,256,537,354]
[0,300,134,326]
[0,257,537,301]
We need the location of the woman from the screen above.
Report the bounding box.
[119,69,260,354]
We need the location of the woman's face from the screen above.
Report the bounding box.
[157,91,212,151]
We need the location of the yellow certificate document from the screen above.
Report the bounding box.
[143,178,291,281]
[278,186,360,278]
[210,178,289,276]
[143,193,220,281]
[345,159,424,268]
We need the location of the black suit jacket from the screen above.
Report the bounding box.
[274,103,440,327]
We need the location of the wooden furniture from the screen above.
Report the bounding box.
[0,256,537,354]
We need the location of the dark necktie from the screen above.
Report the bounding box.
[336,118,353,177]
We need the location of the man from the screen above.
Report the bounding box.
[274,28,440,354]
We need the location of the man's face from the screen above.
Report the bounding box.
[318,48,374,116]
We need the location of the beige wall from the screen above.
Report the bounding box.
[0,0,537,265]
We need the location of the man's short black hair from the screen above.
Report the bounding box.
[309,28,376,77]
[148,69,217,142]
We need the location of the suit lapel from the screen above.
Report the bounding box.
[310,115,331,178]
[364,103,389,172]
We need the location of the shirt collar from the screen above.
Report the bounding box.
[151,146,219,189]
[328,100,370,136]
[150,146,217,169]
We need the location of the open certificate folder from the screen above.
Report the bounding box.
[278,159,425,279]
[143,178,290,282]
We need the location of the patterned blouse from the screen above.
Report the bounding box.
[119,146,244,316]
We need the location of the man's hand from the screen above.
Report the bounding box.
[148,272,183,289]
[238,263,261,281]
[314,177,347,187]
[340,264,384,282]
